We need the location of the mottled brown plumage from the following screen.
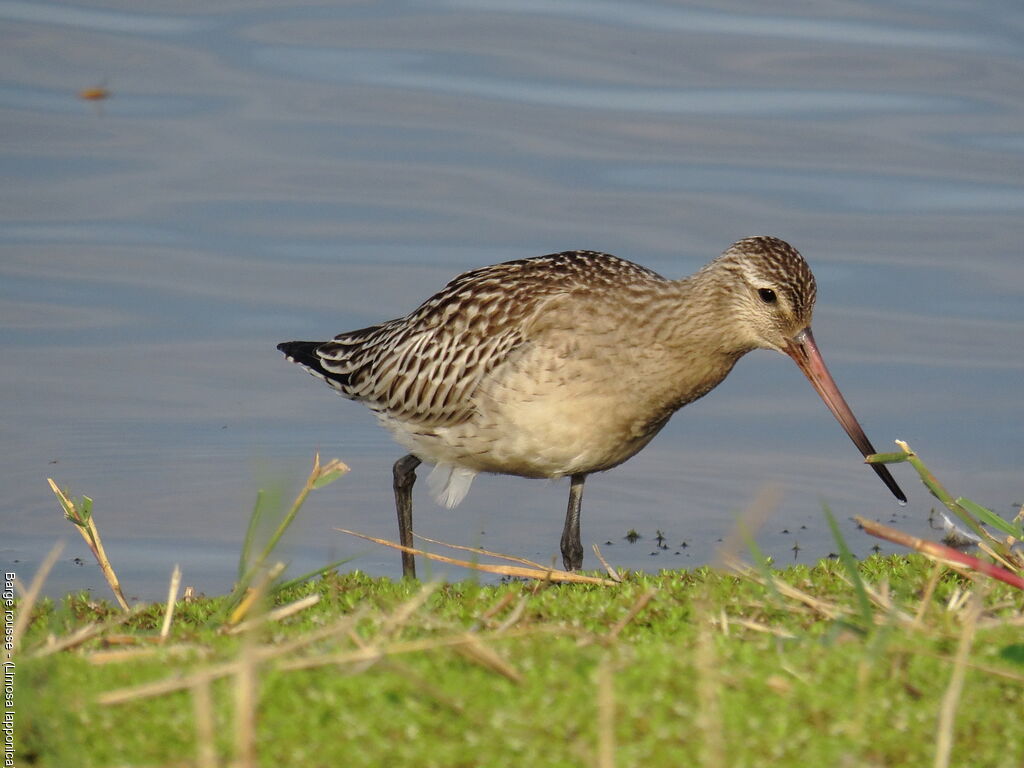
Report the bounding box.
[279,236,904,577]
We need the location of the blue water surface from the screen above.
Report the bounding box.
[2,0,1022,599]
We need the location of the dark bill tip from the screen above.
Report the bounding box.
[784,328,907,504]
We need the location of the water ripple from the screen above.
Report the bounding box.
[437,0,1013,53]
[0,0,206,34]
[604,163,1024,213]
[256,47,971,116]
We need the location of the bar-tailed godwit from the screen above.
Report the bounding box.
[279,236,905,577]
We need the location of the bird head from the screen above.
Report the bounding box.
[717,235,817,354]
[712,236,906,503]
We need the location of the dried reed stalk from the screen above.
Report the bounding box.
[48,478,130,611]
[856,516,1024,591]
[12,541,63,652]
[160,564,182,642]
[337,528,616,585]
[933,589,983,768]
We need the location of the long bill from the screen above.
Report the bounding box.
[783,328,906,503]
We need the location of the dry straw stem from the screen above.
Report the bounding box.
[88,644,211,665]
[914,561,945,627]
[99,609,366,704]
[251,604,374,660]
[234,629,259,768]
[725,559,845,621]
[101,658,244,705]
[337,528,617,585]
[225,594,321,636]
[227,561,287,627]
[977,543,1021,576]
[275,627,542,673]
[711,614,797,639]
[694,589,726,768]
[30,605,148,658]
[595,654,616,768]
[191,678,218,768]
[345,582,441,678]
[914,650,1024,684]
[591,543,625,583]
[452,632,523,683]
[731,557,934,631]
[341,596,463,685]
[606,588,657,641]
[977,612,1024,630]
[348,629,470,715]
[831,571,916,625]
[855,517,1024,591]
[100,585,485,705]
[413,532,550,570]
[933,588,984,768]
[491,595,531,634]
[48,478,130,611]
[160,564,182,642]
[477,591,518,624]
[227,557,287,767]
[12,540,63,653]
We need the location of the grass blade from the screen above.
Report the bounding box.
[893,442,989,543]
[239,489,270,582]
[956,497,1021,538]
[222,455,349,620]
[273,555,361,593]
[824,504,872,628]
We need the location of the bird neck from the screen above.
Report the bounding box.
[602,274,751,420]
[651,271,755,361]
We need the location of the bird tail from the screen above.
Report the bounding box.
[277,340,351,394]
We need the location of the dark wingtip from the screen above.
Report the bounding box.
[277,341,329,372]
[276,340,347,389]
[277,340,319,359]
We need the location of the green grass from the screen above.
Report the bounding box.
[15,556,1024,768]
[21,448,1023,767]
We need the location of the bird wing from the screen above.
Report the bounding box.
[312,251,666,427]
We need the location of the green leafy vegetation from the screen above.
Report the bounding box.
[12,556,1023,768]
[15,447,1022,767]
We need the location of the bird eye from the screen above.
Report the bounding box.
[758,288,777,304]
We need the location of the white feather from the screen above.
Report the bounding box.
[427,463,477,508]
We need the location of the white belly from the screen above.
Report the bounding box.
[381,343,668,482]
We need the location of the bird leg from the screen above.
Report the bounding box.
[392,454,422,579]
[560,473,587,571]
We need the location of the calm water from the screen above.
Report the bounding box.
[3,0,1022,600]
